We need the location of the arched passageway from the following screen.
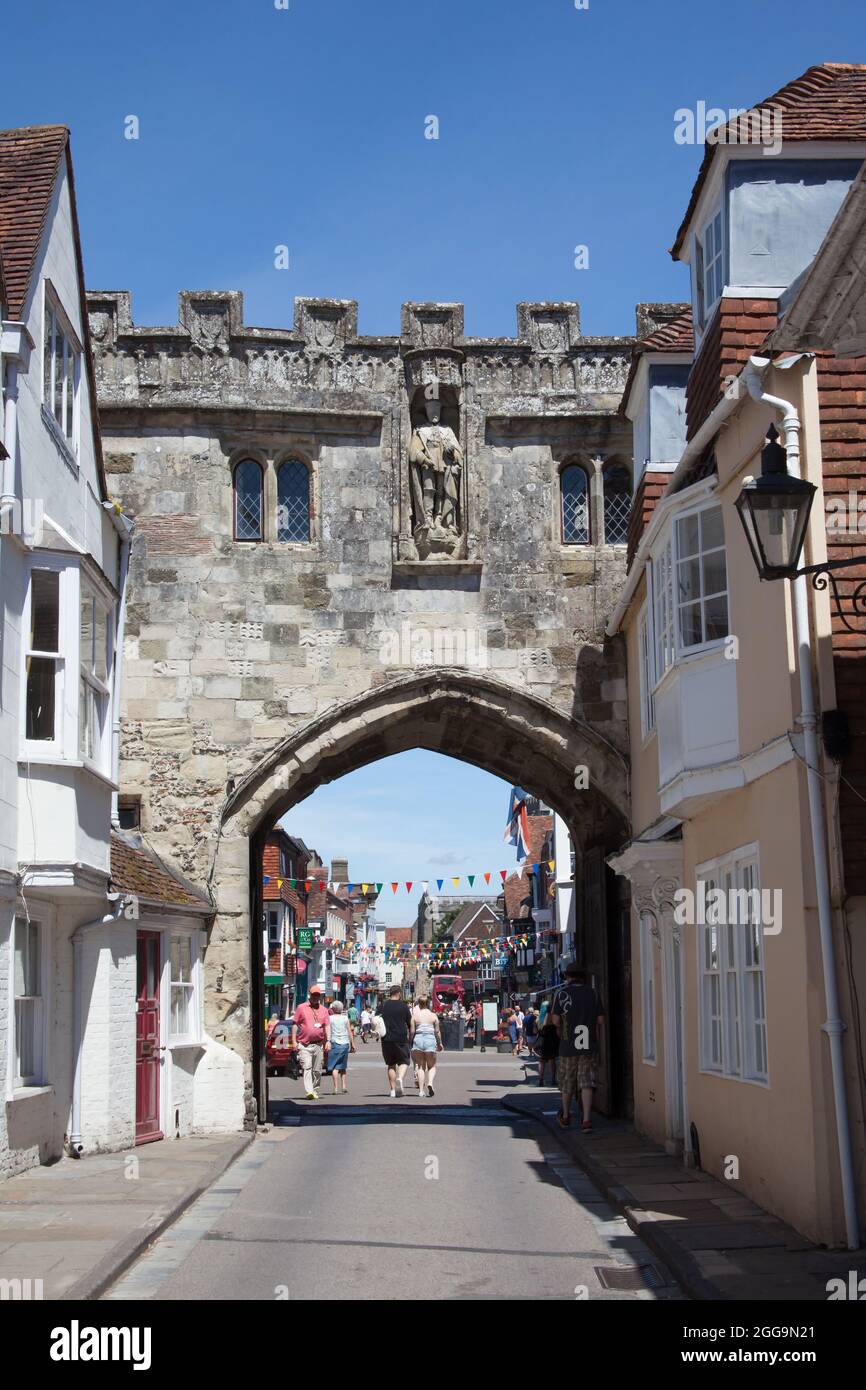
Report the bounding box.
[206,669,631,1125]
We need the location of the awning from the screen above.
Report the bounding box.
[264,973,285,985]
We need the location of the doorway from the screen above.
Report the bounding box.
[135,930,163,1143]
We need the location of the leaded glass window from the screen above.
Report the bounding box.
[561,464,589,545]
[234,460,263,541]
[277,459,311,542]
[603,463,631,545]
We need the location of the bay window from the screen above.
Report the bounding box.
[22,560,116,771]
[25,569,61,743]
[648,503,729,683]
[79,587,112,767]
[675,506,729,650]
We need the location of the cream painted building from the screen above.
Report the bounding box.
[609,64,866,1247]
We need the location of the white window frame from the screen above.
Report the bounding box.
[647,501,729,691]
[637,602,655,737]
[266,905,283,947]
[22,557,67,759]
[42,282,81,461]
[674,505,729,655]
[167,928,203,1048]
[11,913,50,1090]
[20,558,117,774]
[694,205,725,331]
[697,845,768,1085]
[639,913,657,1063]
[78,582,113,772]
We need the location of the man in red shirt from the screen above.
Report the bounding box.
[291,985,331,1100]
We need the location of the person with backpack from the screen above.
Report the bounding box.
[551,966,604,1131]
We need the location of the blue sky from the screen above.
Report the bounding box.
[280,751,518,927]
[4,1,863,338]
[5,2,863,920]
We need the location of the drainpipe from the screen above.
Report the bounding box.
[103,504,133,827]
[745,354,860,1250]
[68,894,127,1156]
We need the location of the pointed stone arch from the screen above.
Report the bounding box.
[205,669,630,1123]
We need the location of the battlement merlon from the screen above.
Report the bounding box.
[85,291,675,351]
[85,294,688,412]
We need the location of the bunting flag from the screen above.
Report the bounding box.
[264,864,560,896]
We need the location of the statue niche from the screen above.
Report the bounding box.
[408,385,463,559]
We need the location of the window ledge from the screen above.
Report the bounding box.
[169,1040,205,1052]
[40,404,79,476]
[8,1085,54,1103]
[18,755,117,790]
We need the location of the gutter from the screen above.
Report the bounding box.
[744,355,859,1249]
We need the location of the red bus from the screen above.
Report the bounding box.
[429,975,465,1014]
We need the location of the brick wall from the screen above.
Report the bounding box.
[818,352,866,893]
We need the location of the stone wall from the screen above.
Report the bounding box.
[89,293,644,1122]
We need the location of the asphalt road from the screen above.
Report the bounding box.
[106,1049,682,1302]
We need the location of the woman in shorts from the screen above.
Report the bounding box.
[410,996,443,1097]
[326,1000,355,1094]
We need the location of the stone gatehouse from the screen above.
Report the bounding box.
[88,291,671,1123]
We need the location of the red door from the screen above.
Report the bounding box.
[135,931,163,1143]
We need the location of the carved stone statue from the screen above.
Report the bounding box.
[408,397,463,557]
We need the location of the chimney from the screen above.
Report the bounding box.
[330,857,349,884]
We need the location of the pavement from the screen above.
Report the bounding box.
[0,1132,252,1300]
[1,1045,863,1301]
[500,1065,866,1302]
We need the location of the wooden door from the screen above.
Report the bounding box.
[135,930,163,1143]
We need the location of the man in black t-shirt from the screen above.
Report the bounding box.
[551,966,604,1132]
[378,987,412,1097]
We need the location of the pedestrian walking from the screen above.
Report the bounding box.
[536,1014,559,1088]
[291,985,331,1100]
[410,996,443,1097]
[378,986,412,1097]
[326,1000,355,1094]
[508,1010,521,1056]
[551,966,604,1131]
[360,1005,373,1041]
[522,1005,538,1054]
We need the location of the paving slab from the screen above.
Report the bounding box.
[0,1132,253,1300]
[502,1089,866,1302]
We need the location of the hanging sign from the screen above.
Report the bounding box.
[297,927,313,950]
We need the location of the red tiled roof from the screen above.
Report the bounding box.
[640,311,695,353]
[672,63,866,258]
[503,872,531,921]
[0,125,68,319]
[110,833,212,911]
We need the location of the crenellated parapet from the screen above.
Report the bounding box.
[86,292,635,414]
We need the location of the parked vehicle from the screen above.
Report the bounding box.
[266,1020,301,1078]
